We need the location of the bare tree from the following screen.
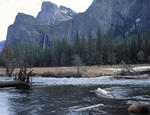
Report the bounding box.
[5,60,16,77]
[72,55,83,77]
[137,50,145,62]
[1,43,16,77]
[115,60,136,77]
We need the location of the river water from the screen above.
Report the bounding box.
[0,76,150,115]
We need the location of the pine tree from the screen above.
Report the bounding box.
[80,35,88,65]
[73,31,81,55]
[87,29,96,65]
[51,39,61,66]
[96,28,103,65]
[43,45,52,66]
[106,29,116,65]
[65,43,73,66]
[60,37,70,66]
[137,31,142,50]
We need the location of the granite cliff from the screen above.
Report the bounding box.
[37,2,76,24]
[6,0,150,47]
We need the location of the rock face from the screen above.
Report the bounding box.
[37,1,76,25]
[6,0,150,47]
[6,13,43,47]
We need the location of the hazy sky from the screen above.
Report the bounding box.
[0,0,93,41]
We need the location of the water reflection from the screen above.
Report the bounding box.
[0,92,10,115]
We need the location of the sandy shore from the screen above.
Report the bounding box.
[0,64,150,77]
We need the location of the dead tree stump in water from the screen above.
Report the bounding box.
[0,67,33,89]
[15,67,33,84]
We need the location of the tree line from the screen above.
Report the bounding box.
[0,28,150,67]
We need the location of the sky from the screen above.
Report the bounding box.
[0,0,93,41]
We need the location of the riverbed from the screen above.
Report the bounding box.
[0,77,150,115]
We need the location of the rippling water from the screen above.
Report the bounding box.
[0,77,150,115]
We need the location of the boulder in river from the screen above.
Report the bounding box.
[128,102,150,115]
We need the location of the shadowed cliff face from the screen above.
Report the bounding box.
[6,0,150,46]
[6,13,43,46]
[86,0,150,36]
[43,0,150,40]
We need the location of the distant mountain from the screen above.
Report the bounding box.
[0,40,5,52]
[6,1,77,47]
[6,0,150,47]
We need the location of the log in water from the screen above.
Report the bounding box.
[73,104,104,112]
[0,80,30,89]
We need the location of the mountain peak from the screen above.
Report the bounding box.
[59,5,77,17]
[14,13,40,25]
[41,1,58,12]
[37,1,77,25]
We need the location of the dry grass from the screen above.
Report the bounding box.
[0,64,150,77]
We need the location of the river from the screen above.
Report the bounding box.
[0,76,150,115]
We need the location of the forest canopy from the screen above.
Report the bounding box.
[0,28,150,67]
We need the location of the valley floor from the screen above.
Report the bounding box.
[0,64,150,77]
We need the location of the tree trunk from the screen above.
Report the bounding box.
[73,104,104,112]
